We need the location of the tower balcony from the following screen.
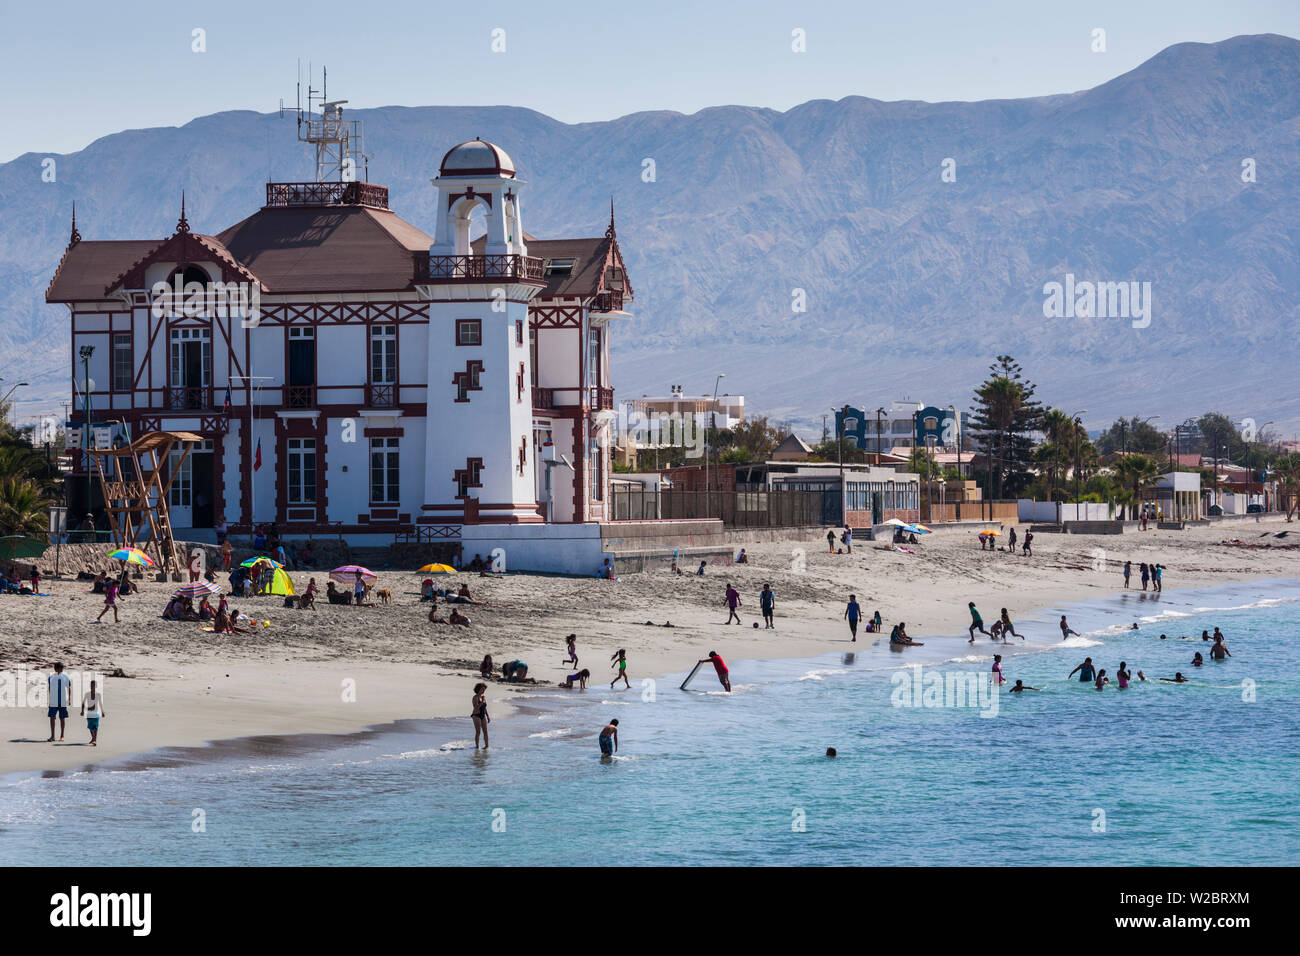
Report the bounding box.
[264,181,390,209]
[413,252,546,284]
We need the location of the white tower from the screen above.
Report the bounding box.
[421,139,544,525]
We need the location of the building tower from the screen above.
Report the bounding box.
[419,139,545,524]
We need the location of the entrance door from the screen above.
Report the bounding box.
[872,492,883,525]
[192,447,215,528]
[168,441,214,529]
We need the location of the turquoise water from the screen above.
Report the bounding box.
[2,579,1297,866]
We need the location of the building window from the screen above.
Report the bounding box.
[369,437,399,504]
[454,458,483,498]
[529,328,537,387]
[287,438,317,505]
[370,325,396,384]
[454,360,483,402]
[112,333,132,392]
[515,319,523,346]
[456,319,481,346]
[587,327,601,388]
[517,362,525,403]
[518,435,527,476]
[545,258,574,277]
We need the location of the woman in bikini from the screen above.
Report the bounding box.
[610,648,630,689]
[471,683,490,750]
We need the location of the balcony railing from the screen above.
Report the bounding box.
[167,385,211,410]
[286,385,317,409]
[413,253,546,284]
[265,181,389,209]
[366,383,397,408]
[592,290,625,312]
[533,387,554,409]
[591,386,614,411]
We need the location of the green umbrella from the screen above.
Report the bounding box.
[0,536,46,561]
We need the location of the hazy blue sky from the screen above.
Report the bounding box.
[3,0,1298,162]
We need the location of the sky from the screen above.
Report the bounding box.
[3,0,1298,162]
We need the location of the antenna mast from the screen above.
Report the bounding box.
[281,63,371,182]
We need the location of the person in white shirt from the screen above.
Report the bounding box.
[81,679,105,746]
[47,662,73,742]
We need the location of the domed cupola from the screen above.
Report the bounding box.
[438,138,516,179]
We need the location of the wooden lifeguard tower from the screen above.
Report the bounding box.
[86,430,204,577]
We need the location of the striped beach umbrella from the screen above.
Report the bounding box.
[108,547,154,567]
[173,581,222,599]
[329,565,377,583]
[240,556,283,569]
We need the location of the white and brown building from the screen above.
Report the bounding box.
[47,138,632,549]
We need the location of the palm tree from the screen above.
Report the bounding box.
[1113,454,1161,520]
[1275,453,1300,521]
[0,477,48,536]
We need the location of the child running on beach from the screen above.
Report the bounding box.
[96,580,119,623]
[561,633,578,667]
[1060,616,1080,639]
[471,683,490,749]
[610,648,630,689]
[968,602,991,642]
[999,608,1023,641]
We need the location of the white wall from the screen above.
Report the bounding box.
[460,523,605,575]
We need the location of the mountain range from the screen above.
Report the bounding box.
[3,33,1298,436]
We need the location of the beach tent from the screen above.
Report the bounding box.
[260,567,295,596]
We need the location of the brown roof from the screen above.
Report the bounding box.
[47,240,159,302]
[215,205,432,293]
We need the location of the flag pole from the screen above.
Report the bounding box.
[231,373,273,540]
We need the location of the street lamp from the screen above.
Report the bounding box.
[1,381,29,425]
[1072,410,1087,510]
[707,373,725,519]
[1254,421,1275,512]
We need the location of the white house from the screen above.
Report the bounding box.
[47,137,632,546]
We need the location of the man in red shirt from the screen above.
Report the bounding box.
[699,651,731,692]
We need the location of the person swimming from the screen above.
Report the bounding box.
[1008,679,1038,692]
[825,747,838,758]
[1192,652,1204,667]
[1160,672,1189,683]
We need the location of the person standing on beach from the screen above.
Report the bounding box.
[47,662,72,742]
[724,584,742,624]
[827,529,836,553]
[353,570,368,607]
[699,651,731,692]
[81,678,104,746]
[599,719,619,757]
[96,579,119,623]
[471,683,490,749]
[1008,527,1017,553]
[1021,530,1033,556]
[759,584,775,629]
[610,648,631,689]
[30,566,39,593]
[1068,657,1096,682]
[1139,563,1149,590]
[1153,564,1163,592]
[1060,616,1080,640]
[844,594,861,641]
[968,602,991,642]
[843,526,853,554]
[1123,561,1132,588]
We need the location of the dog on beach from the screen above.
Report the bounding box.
[375,588,392,605]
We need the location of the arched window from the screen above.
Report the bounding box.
[168,265,211,287]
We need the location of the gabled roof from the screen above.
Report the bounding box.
[47,240,159,302]
[773,433,812,455]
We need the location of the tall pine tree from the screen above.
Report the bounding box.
[967,355,1044,500]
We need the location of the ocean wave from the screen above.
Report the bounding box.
[528,728,573,739]
[798,669,848,681]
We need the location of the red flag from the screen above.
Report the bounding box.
[254,437,262,472]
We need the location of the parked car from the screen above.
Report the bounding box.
[1246,503,1265,514]
[1208,504,1223,516]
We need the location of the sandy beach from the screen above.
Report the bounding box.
[3,518,1298,777]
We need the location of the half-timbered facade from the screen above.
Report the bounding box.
[46,139,632,542]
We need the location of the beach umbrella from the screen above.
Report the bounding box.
[240,556,283,569]
[980,529,1002,536]
[329,565,377,583]
[902,523,932,535]
[174,581,221,599]
[0,536,46,561]
[108,547,154,567]
[910,524,933,534]
[879,518,907,527]
[415,563,457,574]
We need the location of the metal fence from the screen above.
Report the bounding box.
[610,487,832,527]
